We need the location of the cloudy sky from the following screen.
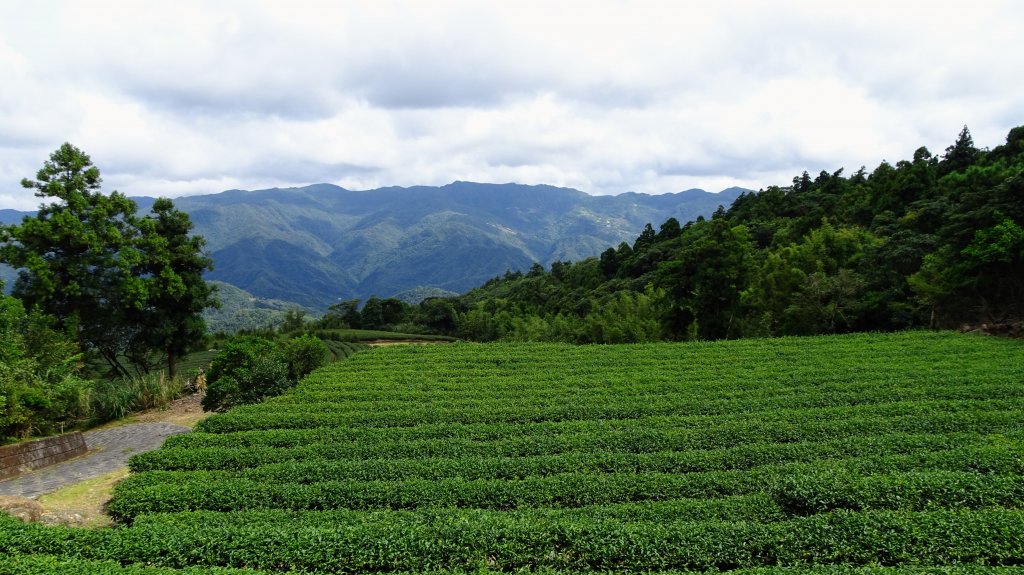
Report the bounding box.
[1,1,1021,210]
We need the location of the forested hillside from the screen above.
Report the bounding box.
[148,183,747,309]
[3,184,746,309]
[202,282,314,335]
[440,126,1023,342]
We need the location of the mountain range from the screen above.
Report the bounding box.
[4,182,747,310]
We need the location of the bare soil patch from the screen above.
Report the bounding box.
[129,389,207,427]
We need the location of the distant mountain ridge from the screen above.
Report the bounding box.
[4,182,748,309]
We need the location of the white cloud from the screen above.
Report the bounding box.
[1,0,1022,209]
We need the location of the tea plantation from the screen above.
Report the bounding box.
[2,331,1023,574]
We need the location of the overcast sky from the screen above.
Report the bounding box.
[1,1,1021,210]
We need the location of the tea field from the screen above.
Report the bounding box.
[1,331,1023,574]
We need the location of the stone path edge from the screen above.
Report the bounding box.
[0,422,190,499]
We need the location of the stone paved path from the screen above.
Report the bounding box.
[0,422,189,499]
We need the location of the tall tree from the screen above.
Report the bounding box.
[0,143,141,367]
[0,144,216,377]
[133,198,218,378]
[657,216,751,340]
[938,125,980,177]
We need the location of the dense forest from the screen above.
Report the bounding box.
[345,125,1021,342]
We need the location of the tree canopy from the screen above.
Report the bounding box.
[0,143,217,377]
[408,125,1024,342]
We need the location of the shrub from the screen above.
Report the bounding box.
[203,357,290,413]
[205,337,277,385]
[0,293,91,441]
[281,334,328,381]
[201,337,292,412]
[200,376,241,414]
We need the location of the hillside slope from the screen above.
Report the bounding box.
[202,281,314,334]
[3,331,1019,573]
[142,182,746,308]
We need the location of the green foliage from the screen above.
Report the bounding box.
[321,339,370,362]
[311,328,455,342]
[962,218,1024,264]
[5,554,1014,575]
[201,335,334,412]
[116,182,741,310]
[4,332,1024,571]
[278,308,308,333]
[319,299,361,329]
[205,337,277,385]
[89,372,188,423]
[130,198,218,378]
[311,297,413,333]
[201,337,282,412]
[280,334,328,381]
[657,216,751,339]
[0,553,296,574]
[6,332,1021,571]
[0,288,90,442]
[440,124,1024,339]
[1,144,140,369]
[201,281,308,334]
[0,144,216,377]
[584,289,664,343]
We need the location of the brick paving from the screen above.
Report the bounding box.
[0,423,189,499]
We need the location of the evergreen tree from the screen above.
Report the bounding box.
[133,198,217,378]
[1,143,141,368]
[0,144,216,377]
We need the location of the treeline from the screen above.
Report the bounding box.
[369,125,1022,342]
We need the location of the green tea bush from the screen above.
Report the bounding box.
[11,332,1024,572]
[3,508,1024,572]
[0,552,289,574]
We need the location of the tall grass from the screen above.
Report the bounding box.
[89,372,188,423]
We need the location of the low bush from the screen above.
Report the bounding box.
[3,509,1023,572]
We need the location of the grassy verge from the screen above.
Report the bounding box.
[35,468,130,528]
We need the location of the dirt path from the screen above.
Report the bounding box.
[0,391,207,526]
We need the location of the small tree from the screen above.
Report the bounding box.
[280,308,308,333]
[201,337,280,412]
[281,334,328,381]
